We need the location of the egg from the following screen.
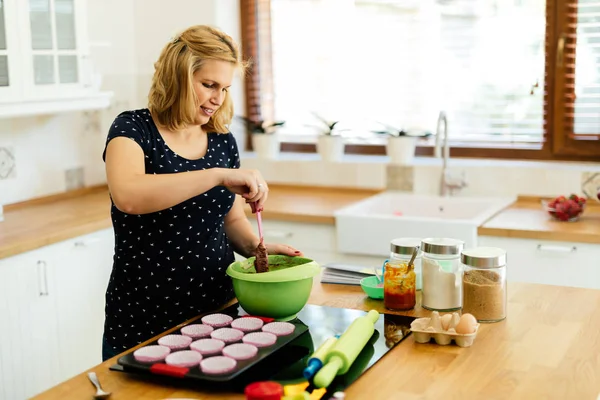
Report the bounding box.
[450,313,461,330]
[430,311,443,331]
[440,314,453,331]
[455,313,477,334]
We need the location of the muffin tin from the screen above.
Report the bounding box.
[117,309,308,382]
[410,312,479,348]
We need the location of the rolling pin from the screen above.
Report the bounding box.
[313,310,380,388]
[303,336,339,379]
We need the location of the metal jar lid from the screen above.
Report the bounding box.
[461,247,507,268]
[390,237,422,256]
[421,238,464,255]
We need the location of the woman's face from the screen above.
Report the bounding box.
[192,59,234,126]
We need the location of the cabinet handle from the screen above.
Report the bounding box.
[536,244,577,253]
[37,260,49,296]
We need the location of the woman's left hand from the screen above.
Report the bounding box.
[265,243,304,257]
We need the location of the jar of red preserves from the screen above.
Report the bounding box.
[383,261,416,311]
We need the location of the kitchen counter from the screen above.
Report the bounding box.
[0,186,113,259]
[33,280,600,400]
[2,186,600,260]
[479,196,600,244]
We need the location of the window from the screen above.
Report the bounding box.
[0,0,20,99]
[0,2,8,87]
[240,0,600,161]
[552,0,600,157]
[27,0,81,96]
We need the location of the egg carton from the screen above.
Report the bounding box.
[410,312,480,348]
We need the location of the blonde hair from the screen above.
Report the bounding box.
[148,25,248,133]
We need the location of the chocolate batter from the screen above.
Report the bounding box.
[254,241,269,273]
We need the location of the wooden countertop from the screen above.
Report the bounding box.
[32,280,600,400]
[479,196,600,244]
[0,186,113,260]
[3,186,600,261]
[0,185,380,260]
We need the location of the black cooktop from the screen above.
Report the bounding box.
[110,303,416,399]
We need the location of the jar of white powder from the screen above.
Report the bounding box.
[421,238,465,311]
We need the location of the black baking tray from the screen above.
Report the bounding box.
[112,303,416,398]
[116,305,308,382]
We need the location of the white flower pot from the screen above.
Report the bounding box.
[252,133,280,160]
[387,136,417,165]
[317,135,345,162]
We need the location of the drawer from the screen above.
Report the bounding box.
[478,236,600,289]
[249,220,336,253]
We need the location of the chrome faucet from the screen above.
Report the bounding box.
[434,111,449,161]
[435,111,466,196]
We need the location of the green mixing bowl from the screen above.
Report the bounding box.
[226,255,320,321]
[360,275,384,299]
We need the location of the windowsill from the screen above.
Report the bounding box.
[243,135,599,163]
[0,91,114,119]
[240,151,600,171]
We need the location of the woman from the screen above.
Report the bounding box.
[101,25,302,360]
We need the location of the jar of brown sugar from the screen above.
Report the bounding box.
[461,247,507,323]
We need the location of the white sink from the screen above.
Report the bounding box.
[334,191,516,256]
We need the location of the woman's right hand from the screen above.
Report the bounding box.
[220,168,269,211]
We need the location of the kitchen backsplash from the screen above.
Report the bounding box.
[240,154,600,200]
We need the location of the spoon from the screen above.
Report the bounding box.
[381,259,388,283]
[87,372,111,399]
[407,246,420,273]
[251,202,269,273]
[372,266,383,284]
[250,202,263,242]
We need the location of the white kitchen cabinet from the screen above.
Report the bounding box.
[54,228,114,380]
[0,0,111,118]
[478,236,600,289]
[0,241,64,400]
[0,227,114,400]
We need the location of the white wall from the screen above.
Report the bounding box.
[132,0,247,148]
[0,0,246,205]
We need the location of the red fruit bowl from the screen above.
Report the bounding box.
[542,194,586,222]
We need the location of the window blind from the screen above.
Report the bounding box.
[572,0,600,136]
[269,0,548,144]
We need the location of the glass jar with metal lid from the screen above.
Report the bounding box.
[389,238,422,290]
[461,247,507,322]
[421,237,464,311]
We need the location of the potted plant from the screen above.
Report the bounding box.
[237,116,285,160]
[373,123,432,165]
[311,112,345,162]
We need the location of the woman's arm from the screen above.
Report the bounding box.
[224,196,303,258]
[105,137,228,214]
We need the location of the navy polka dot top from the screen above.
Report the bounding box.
[102,108,239,351]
